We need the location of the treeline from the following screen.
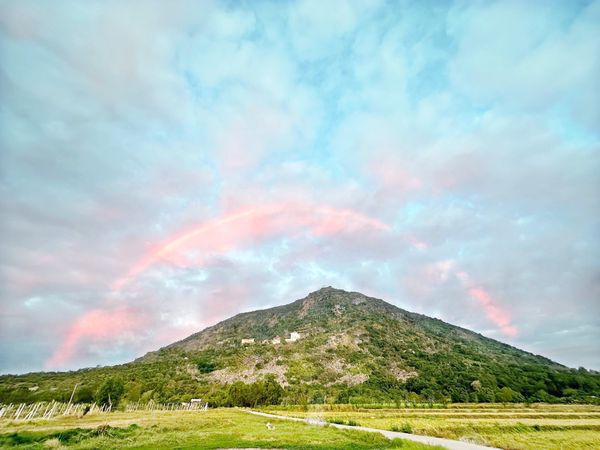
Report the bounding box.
[214,376,284,407]
[2,372,598,408]
[0,377,127,407]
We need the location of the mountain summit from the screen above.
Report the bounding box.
[162,286,416,353]
[162,286,527,359]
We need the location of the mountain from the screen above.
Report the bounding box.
[1,287,599,406]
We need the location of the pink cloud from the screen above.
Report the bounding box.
[406,235,429,250]
[368,158,423,192]
[468,287,518,336]
[45,306,147,369]
[416,261,518,337]
[456,270,518,337]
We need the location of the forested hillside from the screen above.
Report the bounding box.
[1,288,598,406]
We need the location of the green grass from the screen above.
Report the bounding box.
[390,423,413,434]
[260,403,600,450]
[327,418,360,426]
[0,408,440,449]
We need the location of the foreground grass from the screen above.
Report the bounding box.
[0,408,440,449]
[260,404,600,450]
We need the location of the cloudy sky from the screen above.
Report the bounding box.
[1,0,599,374]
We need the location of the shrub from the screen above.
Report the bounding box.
[391,423,413,433]
[328,418,359,426]
[95,377,125,407]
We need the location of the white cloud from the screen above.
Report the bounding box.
[1,0,599,373]
[448,0,600,128]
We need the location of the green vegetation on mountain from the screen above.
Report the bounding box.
[1,287,599,407]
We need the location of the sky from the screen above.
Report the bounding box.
[0,0,599,374]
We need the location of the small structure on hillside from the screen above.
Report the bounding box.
[285,332,301,343]
[241,338,255,344]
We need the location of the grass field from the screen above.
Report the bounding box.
[0,408,441,449]
[260,403,600,450]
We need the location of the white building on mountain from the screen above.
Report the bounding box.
[285,332,300,342]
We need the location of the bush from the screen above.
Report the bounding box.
[95,377,125,407]
[225,377,284,407]
[328,418,359,426]
[197,359,217,374]
[74,385,95,403]
[391,423,413,433]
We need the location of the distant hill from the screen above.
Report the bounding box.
[1,287,599,406]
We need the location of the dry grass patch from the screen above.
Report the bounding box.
[261,403,600,450]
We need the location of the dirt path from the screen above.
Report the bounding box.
[246,410,502,450]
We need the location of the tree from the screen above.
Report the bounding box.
[497,386,515,404]
[227,382,249,407]
[470,380,482,391]
[197,357,217,374]
[562,387,577,397]
[95,377,125,407]
[261,375,284,405]
[450,388,468,403]
[478,387,495,403]
[124,382,142,402]
[74,385,95,403]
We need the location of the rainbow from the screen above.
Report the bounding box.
[46,202,391,367]
[112,202,391,291]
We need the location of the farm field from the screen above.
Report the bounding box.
[260,403,600,450]
[0,408,440,449]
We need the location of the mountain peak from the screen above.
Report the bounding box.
[303,286,382,307]
[307,286,345,297]
[302,286,371,308]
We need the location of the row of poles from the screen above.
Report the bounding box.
[0,401,107,421]
[0,400,208,421]
[125,400,209,412]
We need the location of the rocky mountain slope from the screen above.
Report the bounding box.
[139,287,594,403]
[2,287,598,405]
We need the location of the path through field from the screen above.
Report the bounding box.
[247,410,501,450]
